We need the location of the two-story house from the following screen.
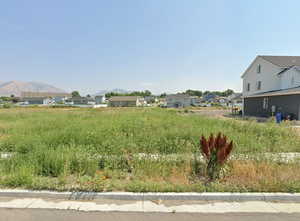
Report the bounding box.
[166,94,192,108]
[242,55,300,120]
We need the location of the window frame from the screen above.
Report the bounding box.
[247,83,250,92]
[257,64,261,73]
[257,81,262,90]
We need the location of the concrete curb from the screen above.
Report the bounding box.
[0,190,300,202]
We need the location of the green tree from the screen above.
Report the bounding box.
[105,92,120,98]
[222,89,234,97]
[71,91,80,97]
[144,90,152,97]
[159,93,167,98]
[105,90,153,98]
[203,91,210,95]
[184,89,202,97]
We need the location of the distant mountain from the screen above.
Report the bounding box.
[0,81,66,97]
[94,88,131,96]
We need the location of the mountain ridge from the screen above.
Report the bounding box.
[0,80,66,97]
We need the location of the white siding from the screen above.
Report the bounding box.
[136,98,145,106]
[280,67,300,90]
[242,57,282,97]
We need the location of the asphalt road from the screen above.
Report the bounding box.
[1,209,300,221]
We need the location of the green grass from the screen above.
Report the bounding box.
[0,107,300,192]
[1,107,299,154]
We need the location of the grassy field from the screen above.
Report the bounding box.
[0,107,300,192]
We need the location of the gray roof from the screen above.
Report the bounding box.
[67,97,94,101]
[245,86,300,98]
[23,97,49,100]
[109,96,141,102]
[260,56,300,67]
[166,94,190,98]
[21,92,71,98]
[228,93,242,100]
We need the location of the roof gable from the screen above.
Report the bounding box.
[241,56,261,78]
[260,56,300,67]
[241,55,300,78]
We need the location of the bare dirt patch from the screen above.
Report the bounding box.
[189,109,232,119]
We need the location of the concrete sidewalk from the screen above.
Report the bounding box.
[1,189,300,202]
[0,190,300,213]
[0,196,300,213]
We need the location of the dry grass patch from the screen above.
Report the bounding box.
[223,160,300,191]
[167,167,191,185]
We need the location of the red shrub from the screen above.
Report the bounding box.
[200,133,234,180]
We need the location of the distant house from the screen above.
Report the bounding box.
[215,97,229,106]
[203,93,217,102]
[65,97,95,105]
[190,96,202,106]
[23,97,53,105]
[227,93,242,101]
[21,92,71,99]
[166,94,192,108]
[108,96,145,107]
[144,96,157,103]
[95,95,105,104]
[21,92,71,104]
[242,55,300,119]
[158,98,167,107]
[228,93,242,107]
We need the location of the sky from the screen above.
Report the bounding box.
[1,0,300,95]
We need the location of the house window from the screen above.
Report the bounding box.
[257,64,261,73]
[257,81,261,90]
[247,83,250,91]
[263,97,268,110]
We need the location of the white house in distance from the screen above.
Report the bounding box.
[242,55,300,120]
[228,93,242,108]
[21,92,71,105]
[166,94,192,108]
[108,96,145,107]
[95,95,105,104]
